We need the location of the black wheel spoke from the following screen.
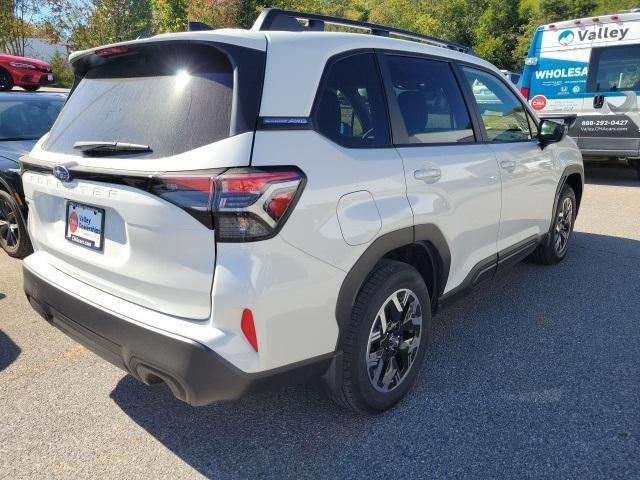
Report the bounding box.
[366,288,423,393]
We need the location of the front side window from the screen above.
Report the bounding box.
[463,67,532,142]
[386,55,475,144]
[589,45,640,92]
[314,53,390,147]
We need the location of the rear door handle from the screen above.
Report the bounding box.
[414,168,441,183]
[593,95,605,109]
[500,160,516,172]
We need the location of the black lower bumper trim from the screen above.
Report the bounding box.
[23,266,334,406]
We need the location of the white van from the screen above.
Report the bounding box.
[520,10,640,178]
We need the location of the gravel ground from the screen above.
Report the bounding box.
[0,163,638,479]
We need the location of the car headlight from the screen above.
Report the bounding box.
[9,62,36,69]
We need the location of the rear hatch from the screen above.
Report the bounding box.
[21,33,266,320]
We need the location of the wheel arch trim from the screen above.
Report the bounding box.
[554,164,584,218]
[0,175,28,224]
[334,224,450,350]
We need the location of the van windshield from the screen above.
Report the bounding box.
[44,43,234,159]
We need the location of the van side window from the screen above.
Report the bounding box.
[386,56,475,144]
[589,45,640,92]
[463,67,532,142]
[314,53,390,147]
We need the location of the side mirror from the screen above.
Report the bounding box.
[538,119,566,146]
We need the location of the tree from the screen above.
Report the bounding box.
[50,51,74,87]
[46,0,152,50]
[0,0,41,56]
[472,0,524,69]
[151,0,188,32]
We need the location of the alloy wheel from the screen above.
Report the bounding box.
[0,197,20,250]
[554,197,573,256]
[366,289,423,393]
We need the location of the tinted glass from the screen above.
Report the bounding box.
[314,53,390,147]
[0,97,64,141]
[590,45,640,92]
[463,67,532,142]
[386,56,475,144]
[44,44,234,158]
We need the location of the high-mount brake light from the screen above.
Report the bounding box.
[148,168,305,241]
[95,46,129,57]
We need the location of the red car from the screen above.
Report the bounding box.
[0,54,55,92]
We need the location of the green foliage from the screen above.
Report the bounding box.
[35,0,640,72]
[151,0,188,32]
[50,51,74,88]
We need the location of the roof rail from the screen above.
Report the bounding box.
[251,8,472,54]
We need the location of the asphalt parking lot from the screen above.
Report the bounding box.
[1,163,638,479]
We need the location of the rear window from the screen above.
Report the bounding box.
[44,44,234,158]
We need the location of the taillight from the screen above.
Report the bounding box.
[150,175,217,228]
[520,87,530,100]
[149,167,305,241]
[214,168,305,242]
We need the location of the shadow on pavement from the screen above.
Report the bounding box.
[0,329,21,372]
[585,162,638,187]
[111,231,640,479]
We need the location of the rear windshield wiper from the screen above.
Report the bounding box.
[73,141,152,155]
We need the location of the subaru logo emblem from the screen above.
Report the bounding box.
[53,165,72,183]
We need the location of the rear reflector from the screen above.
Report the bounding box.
[241,309,258,352]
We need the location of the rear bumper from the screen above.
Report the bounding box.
[23,266,334,406]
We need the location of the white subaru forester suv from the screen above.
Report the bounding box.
[21,9,583,413]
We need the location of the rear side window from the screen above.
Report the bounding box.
[463,67,532,142]
[588,44,640,92]
[44,44,236,158]
[386,55,475,144]
[314,53,390,147]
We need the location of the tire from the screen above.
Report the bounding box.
[22,85,40,92]
[0,190,32,258]
[0,68,13,91]
[529,185,576,265]
[333,259,431,414]
[634,160,640,181]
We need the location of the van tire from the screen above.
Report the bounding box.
[529,185,576,265]
[333,259,431,414]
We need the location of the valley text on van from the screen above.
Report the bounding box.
[520,10,640,178]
